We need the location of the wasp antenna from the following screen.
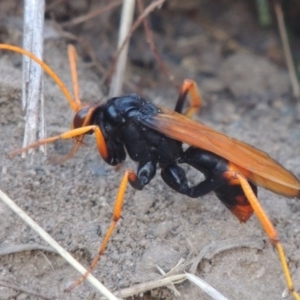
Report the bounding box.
[0,44,77,112]
[68,44,82,111]
[9,135,62,159]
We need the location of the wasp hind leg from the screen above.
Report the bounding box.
[174,79,203,118]
[167,146,300,298]
[161,163,226,197]
[236,174,300,300]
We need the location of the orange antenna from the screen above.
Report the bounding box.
[0,44,78,112]
[68,44,82,111]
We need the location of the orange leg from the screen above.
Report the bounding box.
[50,45,87,164]
[235,173,300,300]
[9,125,109,162]
[68,45,82,111]
[174,79,203,118]
[65,169,138,292]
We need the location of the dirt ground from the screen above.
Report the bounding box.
[0,1,300,300]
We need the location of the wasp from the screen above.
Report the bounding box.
[1,43,299,299]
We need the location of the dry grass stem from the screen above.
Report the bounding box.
[105,258,228,299]
[0,189,119,300]
[109,0,136,97]
[108,0,166,92]
[109,268,228,299]
[112,274,187,299]
[155,264,181,296]
[185,273,229,300]
[22,0,46,156]
[137,0,176,87]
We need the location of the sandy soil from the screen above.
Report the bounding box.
[0,1,300,300]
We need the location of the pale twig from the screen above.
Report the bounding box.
[102,240,239,299]
[109,0,136,97]
[22,0,46,156]
[0,189,119,300]
[117,0,166,56]
[274,2,300,98]
[107,0,166,89]
[112,274,187,299]
[107,261,228,299]
[156,264,181,296]
[185,273,229,300]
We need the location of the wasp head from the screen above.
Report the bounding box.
[73,106,94,129]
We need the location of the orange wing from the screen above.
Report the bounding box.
[141,106,300,198]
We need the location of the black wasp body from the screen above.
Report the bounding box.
[85,94,255,222]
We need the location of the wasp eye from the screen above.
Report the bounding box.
[73,107,90,128]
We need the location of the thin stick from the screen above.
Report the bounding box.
[109,0,136,97]
[274,2,300,98]
[22,0,46,156]
[137,0,175,87]
[111,271,228,299]
[106,0,165,87]
[185,273,229,300]
[113,274,187,298]
[0,189,119,300]
[116,0,166,59]
[61,0,122,28]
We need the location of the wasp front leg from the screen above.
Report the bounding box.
[236,174,300,300]
[66,160,157,291]
[66,169,139,291]
[130,160,157,190]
